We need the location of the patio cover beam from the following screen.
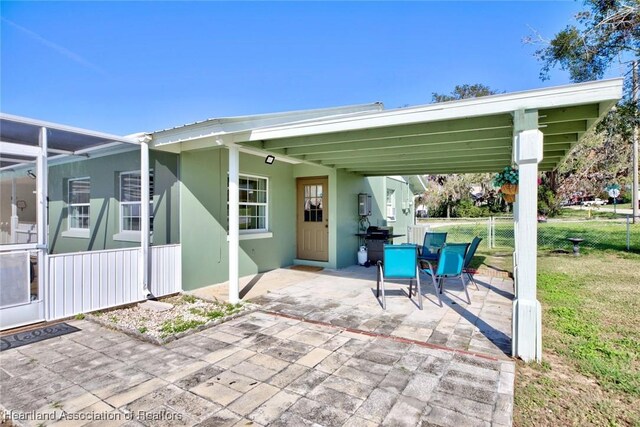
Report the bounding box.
[323,149,567,168]
[351,157,562,176]
[344,156,563,173]
[300,135,576,163]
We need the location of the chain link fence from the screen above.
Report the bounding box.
[409,216,640,253]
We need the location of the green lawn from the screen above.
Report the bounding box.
[510,249,640,426]
[453,219,640,425]
[558,207,626,220]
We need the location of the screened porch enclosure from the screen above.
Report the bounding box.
[0,114,182,331]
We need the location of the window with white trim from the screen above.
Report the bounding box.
[386,189,396,222]
[228,174,268,232]
[68,178,90,230]
[119,171,154,232]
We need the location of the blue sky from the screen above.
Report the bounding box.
[0,1,622,135]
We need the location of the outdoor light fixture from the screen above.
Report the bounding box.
[265,155,275,165]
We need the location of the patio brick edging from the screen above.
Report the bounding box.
[260,309,509,363]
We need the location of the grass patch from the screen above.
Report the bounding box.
[514,251,640,426]
[137,326,148,334]
[538,271,638,396]
[181,294,197,304]
[557,207,623,220]
[160,316,205,337]
[188,307,225,320]
[74,313,85,320]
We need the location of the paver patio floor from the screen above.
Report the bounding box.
[1,311,514,427]
[1,266,515,426]
[196,265,514,359]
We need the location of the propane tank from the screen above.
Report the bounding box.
[357,246,368,266]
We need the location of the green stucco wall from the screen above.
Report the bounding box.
[384,177,415,244]
[48,149,180,254]
[179,147,415,290]
[180,148,296,290]
[335,170,370,268]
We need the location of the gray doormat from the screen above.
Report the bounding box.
[0,323,80,352]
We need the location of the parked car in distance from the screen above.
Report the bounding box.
[581,198,608,206]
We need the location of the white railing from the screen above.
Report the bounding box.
[47,244,181,321]
[409,218,504,248]
[150,244,182,298]
[407,224,430,245]
[0,221,37,245]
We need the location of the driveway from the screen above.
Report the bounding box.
[0,310,514,426]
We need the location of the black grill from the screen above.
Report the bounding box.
[366,226,391,239]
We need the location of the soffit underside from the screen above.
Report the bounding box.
[239,104,600,176]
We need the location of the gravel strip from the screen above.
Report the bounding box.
[86,295,257,344]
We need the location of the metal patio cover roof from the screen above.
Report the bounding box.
[0,114,139,169]
[236,79,623,176]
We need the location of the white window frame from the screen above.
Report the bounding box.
[228,173,269,234]
[67,177,91,232]
[386,188,396,222]
[118,170,154,234]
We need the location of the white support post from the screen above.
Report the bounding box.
[140,142,150,297]
[228,145,240,304]
[10,172,18,243]
[512,110,543,362]
[512,197,519,279]
[37,128,48,318]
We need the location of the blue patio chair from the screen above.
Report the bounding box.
[463,237,483,290]
[376,244,423,310]
[421,242,470,304]
[418,232,447,263]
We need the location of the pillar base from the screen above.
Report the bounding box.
[512,298,542,362]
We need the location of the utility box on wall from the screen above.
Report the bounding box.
[358,193,372,216]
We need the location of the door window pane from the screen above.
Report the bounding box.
[304,184,323,222]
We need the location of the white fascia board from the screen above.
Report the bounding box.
[246,79,623,141]
[0,113,141,145]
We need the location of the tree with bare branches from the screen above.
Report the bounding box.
[527,0,639,220]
